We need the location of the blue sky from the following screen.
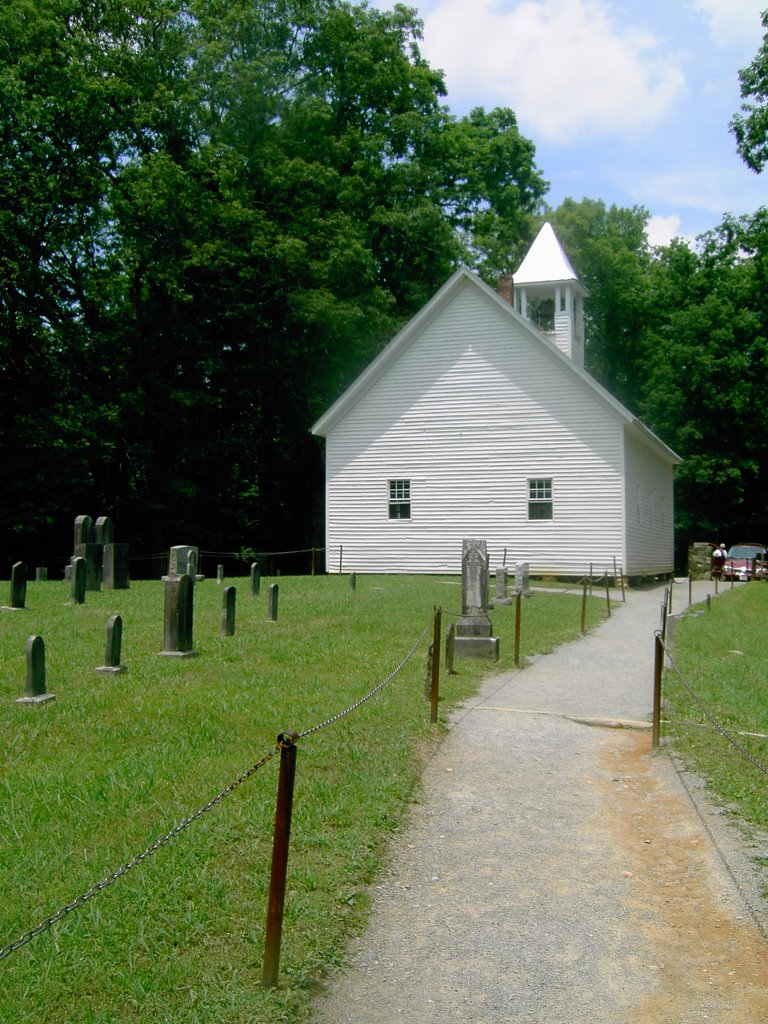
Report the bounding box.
[368,0,767,246]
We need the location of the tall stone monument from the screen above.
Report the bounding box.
[454,539,499,660]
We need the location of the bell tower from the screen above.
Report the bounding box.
[511,222,589,366]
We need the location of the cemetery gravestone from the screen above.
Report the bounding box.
[3,561,28,611]
[515,562,532,597]
[168,545,200,580]
[17,635,56,704]
[71,557,87,604]
[221,586,236,636]
[96,614,127,674]
[268,583,279,622]
[454,539,499,660]
[159,574,198,657]
[74,515,95,547]
[103,543,130,589]
[73,543,102,591]
[250,562,261,596]
[95,516,114,545]
[494,566,513,606]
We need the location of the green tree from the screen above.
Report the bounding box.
[730,8,768,172]
[0,0,548,564]
[547,198,652,411]
[639,214,768,543]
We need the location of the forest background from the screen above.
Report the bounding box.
[2,0,768,573]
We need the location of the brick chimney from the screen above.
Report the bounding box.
[496,274,514,305]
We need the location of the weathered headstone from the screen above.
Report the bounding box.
[74,515,95,547]
[250,562,261,596]
[94,516,114,545]
[96,614,127,674]
[158,574,198,657]
[515,561,531,597]
[168,545,200,580]
[454,540,499,660]
[217,564,224,585]
[35,567,48,582]
[71,556,87,604]
[4,561,28,610]
[349,572,357,591]
[268,583,279,622]
[103,543,130,589]
[16,635,55,704]
[221,586,236,636]
[73,543,102,591]
[493,566,513,606]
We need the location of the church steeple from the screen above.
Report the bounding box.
[511,222,589,366]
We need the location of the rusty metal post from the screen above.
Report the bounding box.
[604,576,611,618]
[514,592,522,666]
[311,547,316,576]
[339,546,343,574]
[262,732,299,989]
[688,573,692,607]
[652,634,663,749]
[430,608,441,723]
[668,583,673,614]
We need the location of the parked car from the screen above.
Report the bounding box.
[723,542,768,581]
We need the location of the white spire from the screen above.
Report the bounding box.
[513,222,581,287]
[511,222,588,365]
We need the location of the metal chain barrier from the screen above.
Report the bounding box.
[297,622,431,741]
[661,638,768,778]
[0,620,431,963]
[0,745,281,963]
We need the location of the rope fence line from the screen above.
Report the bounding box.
[0,619,431,967]
[658,636,768,778]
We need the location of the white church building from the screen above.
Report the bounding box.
[311,223,680,578]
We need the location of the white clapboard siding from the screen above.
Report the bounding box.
[318,272,674,575]
[623,427,676,575]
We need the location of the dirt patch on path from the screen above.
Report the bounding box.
[597,733,768,1023]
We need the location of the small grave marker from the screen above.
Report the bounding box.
[103,543,130,589]
[221,586,236,636]
[158,574,198,657]
[3,561,28,611]
[250,562,261,596]
[17,635,55,704]
[96,614,127,674]
[268,583,279,622]
[71,556,87,604]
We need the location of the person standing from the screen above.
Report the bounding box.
[712,543,727,580]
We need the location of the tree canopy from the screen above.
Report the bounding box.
[731,8,768,172]
[0,0,547,566]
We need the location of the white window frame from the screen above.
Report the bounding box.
[388,479,411,520]
[528,478,553,520]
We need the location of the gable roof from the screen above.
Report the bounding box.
[311,265,680,465]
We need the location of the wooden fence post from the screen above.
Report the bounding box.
[652,634,663,749]
[262,733,299,989]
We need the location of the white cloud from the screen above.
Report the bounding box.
[689,0,766,47]
[418,0,686,142]
[646,214,684,247]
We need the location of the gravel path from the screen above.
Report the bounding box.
[309,580,768,1024]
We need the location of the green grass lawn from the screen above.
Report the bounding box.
[663,583,768,838]
[0,573,609,1024]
